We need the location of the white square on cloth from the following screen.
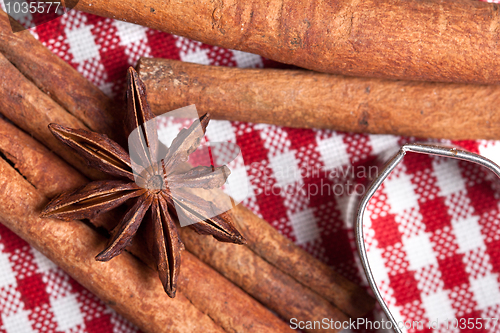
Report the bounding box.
[50,294,84,331]
[65,26,100,63]
[317,134,349,170]
[0,250,16,288]
[403,232,437,270]
[470,274,500,310]
[114,20,147,45]
[288,209,319,245]
[205,120,237,143]
[421,290,455,323]
[452,215,485,253]
[2,309,35,333]
[366,247,389,286]
[269,151,301,188]
[384,172,418,215]
[433,159,466,197]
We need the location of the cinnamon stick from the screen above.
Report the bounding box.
[0,157,223,333]
[72,0,500,85]
[177,252,293,333]
[0,97,292,333]
[187,186,375,320]
[180,226,348,333]
[0,52,105,179]
[0,11,121,141]
[231,205,375,319]
[137,58,500,140]
[0,16,372,322]
[0,118,87,197]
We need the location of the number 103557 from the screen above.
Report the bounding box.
[5,2,61,14]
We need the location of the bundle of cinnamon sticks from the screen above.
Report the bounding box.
[69,0,500,86]
[0,10,374,333]
[51,0,500,141]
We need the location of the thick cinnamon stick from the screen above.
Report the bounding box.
[0,52,105,179]
[187,186,375,319]
[180,227,348,333]
[137,58,500,140]
[0,11,121,141]
[0,118,87,197]
[0,18,372,328]
[231,205,375,319]
[0,99,292,333]
[0,157,223,333]
[73,0,500,84]
[177,252,293,333]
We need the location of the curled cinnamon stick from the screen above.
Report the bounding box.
[0,52,105,179]
[0,106,292,333]
[0,157,224,333]
[0,11,121,141]
[180,226,348,333]
[137,58,500,140]
[178,252,293,333]
[73,0,500,84]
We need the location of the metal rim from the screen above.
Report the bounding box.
[355,143,500,333]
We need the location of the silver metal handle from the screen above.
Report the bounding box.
[355,143,500,333]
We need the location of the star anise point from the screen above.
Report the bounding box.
[41,67,245,297]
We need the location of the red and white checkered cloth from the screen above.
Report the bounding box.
[1,5,500,333]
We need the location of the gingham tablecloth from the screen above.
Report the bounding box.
[1,5,500,333]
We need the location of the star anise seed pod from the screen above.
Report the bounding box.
[41,67,246,298]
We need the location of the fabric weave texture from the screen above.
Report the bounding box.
[0,6,500,333]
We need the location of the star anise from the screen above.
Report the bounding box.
[40,67,245,298]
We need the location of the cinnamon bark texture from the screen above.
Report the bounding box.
[180,227,348,333]
[0,118,87,197]
[0,158,223,333]
[0,12,120,141]
[137,58,500,140]
[0,104,292,333]
[177,252,293,333]
[73,0,500,84]
[0,102,292,333]
[0,53,105,179]
[231,205,375,319]
[0,19,372,327]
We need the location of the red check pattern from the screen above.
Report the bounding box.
[1,4,500,333]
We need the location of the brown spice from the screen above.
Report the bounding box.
[41,67,245,298]
[0,157,224,333]
[138,58,500,141]
[0,117,87,197]
[180,226,349,333]
[0,52,105,179]
[0,11,121,142]
[0,99,293,333]
[72,0,500,85]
